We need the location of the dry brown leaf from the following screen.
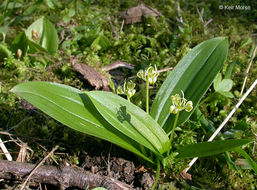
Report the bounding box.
[72,63,110,91]
[180,169,192,181]
[121,3,161,24]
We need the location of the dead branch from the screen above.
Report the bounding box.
[20,145,59,190]
[0,160,133,190]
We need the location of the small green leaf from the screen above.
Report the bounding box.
[0,43,12,60]
[234,147,257,174]
[240,37,252,48]
[177,139,252,158]
[214,73,222,90]
[218,91,234,98]
[91,35,111,51]
[69,8,76,17]
[0,27,8,41]
[23,0,44,16]
[215,79,233,92]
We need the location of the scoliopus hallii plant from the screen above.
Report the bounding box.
[11,37,253,189]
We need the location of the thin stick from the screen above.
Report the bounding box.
[240,45,257,95]
[20,145,59,190]
[184,79,257,173]
[108,19,119,40]
[157,67,173,73]
[0,137,12,161]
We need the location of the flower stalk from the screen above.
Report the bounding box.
[137,65,159,113]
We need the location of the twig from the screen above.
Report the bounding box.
[240,44,257,95]
[108,19,119,40]
[204,18,213,27]
[20,145,59,190]
[0,137,12,161]
[176,3,183,25]
[7,113,31,132]
[196,7,212,28]
[183,79,257,173]
[157,67,173,73]
[102,60,134,71]
[120,19,124,33]
[196,7,204,24]
[28,53,58,65]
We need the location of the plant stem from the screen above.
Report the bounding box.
[146,80,149,114]
[151,159,160,190]
[168,112,180,155]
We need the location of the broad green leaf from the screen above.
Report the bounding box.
[87,91,170,155]
[234,147,257,174]
[177,139,252,158]
[26,17,58,54]
[27,39,48,53]
[150,37,228,133]
[11,82,154,163]
[10,31,28,57]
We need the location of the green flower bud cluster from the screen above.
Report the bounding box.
[169,91,193,114]
[116,80,136,100]
[137,65,159,85]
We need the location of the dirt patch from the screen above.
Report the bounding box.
[82,155,155,189]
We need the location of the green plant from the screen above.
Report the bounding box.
[11,37,252,188]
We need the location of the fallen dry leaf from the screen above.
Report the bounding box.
[121,3,161,24]
[72,63,110,91]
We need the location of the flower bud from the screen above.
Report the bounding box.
[171,94,181,107]
[17,49,22,59]
[116,86,124,94]
[185,101,193,112]
[127,80,136,90]
[127,89,136,99]
[32,29,39,41]
[170,105,178,114]
[137,70,145,80]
